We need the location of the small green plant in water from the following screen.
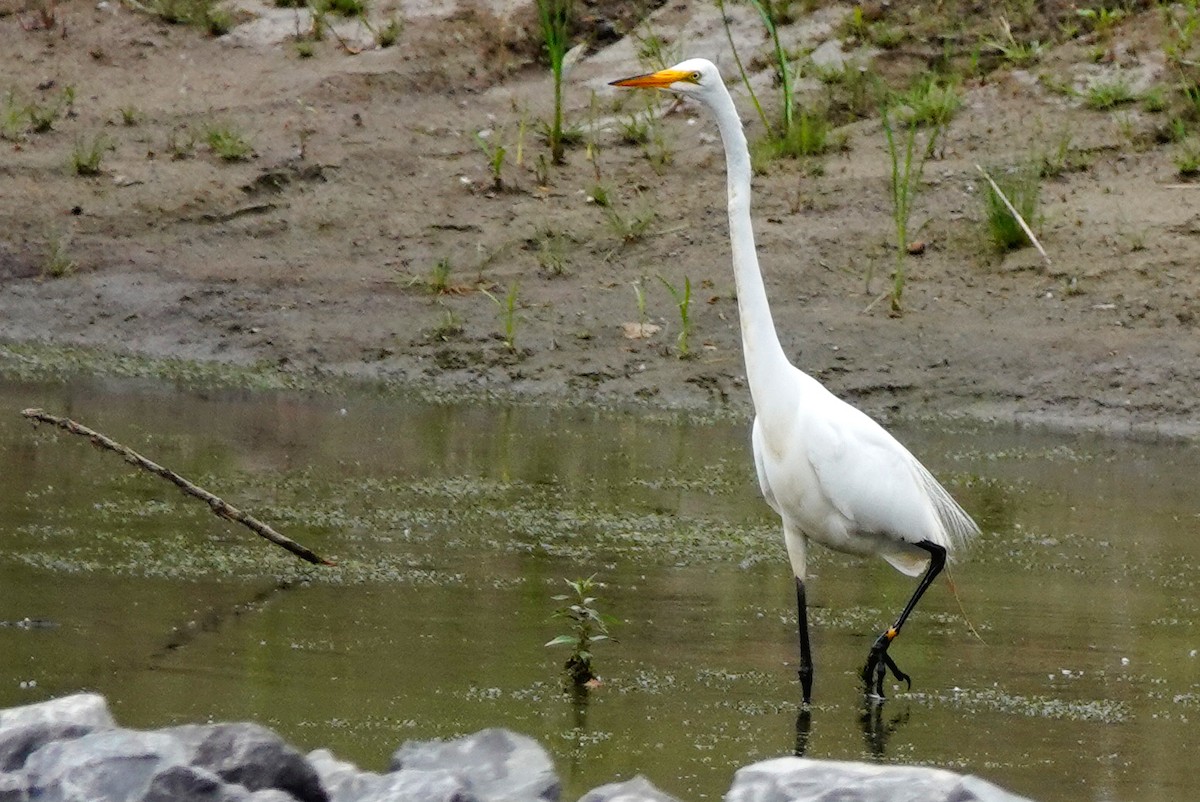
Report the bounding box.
[545,575,615,687]
[658,274,693,358]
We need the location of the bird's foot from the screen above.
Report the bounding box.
[861,629,911,699]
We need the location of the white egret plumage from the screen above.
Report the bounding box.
[611,59,979,702]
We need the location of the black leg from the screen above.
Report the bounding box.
[862,540,946,698]
[796,577,814,704]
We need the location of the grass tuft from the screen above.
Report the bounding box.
[42,231,76,278]
[982,163,1042,251]
[204,123,253,161]
[69,134,114,176]
[144,0,234,33]
[312,0,366,16]
[894,76,961,130]
[1,93,28,141]
[1175,137,1200,178]
[374,15,401,47]
[658,275,694,358]
[482,281,521,351]
[1084,75,1136,110]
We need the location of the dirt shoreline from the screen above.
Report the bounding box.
[2,1,1199,440]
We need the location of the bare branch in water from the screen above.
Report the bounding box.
[20,408,335,567]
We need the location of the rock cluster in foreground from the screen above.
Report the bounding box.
[0,693,1033,802]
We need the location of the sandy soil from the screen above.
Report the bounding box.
[2,0,1199,437]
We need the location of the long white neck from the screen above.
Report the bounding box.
[707,84,794,412]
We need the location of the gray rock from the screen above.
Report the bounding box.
[0,770,29,801]
[371,769,478,802]
[308,747,489,802]
[0,694,1038,802]
[0,694,117,780]
[390,729,558,802]
[0,694,115,733]
[725,757,1035,802]
[249,791,304,802]
[142,764,249,802]
[578,775,681,802]
[166,722,328,802]
[308,748,384,802]
[808,39,850,71]
[13,718,327,802]
[0,723,95,772]
[21,728,190,802]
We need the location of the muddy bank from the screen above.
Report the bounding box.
[2,1,1198,437]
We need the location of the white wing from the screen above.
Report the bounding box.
[808,396,975,543]
[743,346,977,578]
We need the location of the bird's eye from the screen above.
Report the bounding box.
[691,71,702,83]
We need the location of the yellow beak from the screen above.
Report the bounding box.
[609,68,693,89]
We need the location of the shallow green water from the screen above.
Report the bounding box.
[0,377,1197,801]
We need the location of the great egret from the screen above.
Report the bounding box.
[611,59,979,702]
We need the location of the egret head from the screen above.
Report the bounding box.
[609,58,723,102]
